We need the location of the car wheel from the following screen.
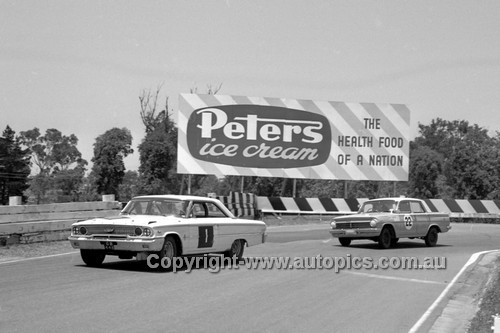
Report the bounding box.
[378,227,393,249]
[158,236,178,270]
[80,249,105,267]
[224,239,245,260]
[391,238,399,247]
[339,238,351,247]
[425,227,439,247]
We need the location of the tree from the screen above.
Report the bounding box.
[443,133,498,199]
[137,84,224,195]
[137,86,180,194]
[118,170,140,202]
[19,128,85,174]
[52,166,87,202]
[19,128,87,203]
[0,126,31,204]
[91,128,133,198]
[414,118,489,156]
[408,145,443,198]
[414,118,498,199]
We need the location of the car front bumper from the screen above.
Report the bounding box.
[68,236,164,252]
[330,228,380,238]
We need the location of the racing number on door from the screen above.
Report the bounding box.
[198,226,214,248]
[404,215,413,230]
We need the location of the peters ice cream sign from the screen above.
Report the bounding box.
[177,94,410,181]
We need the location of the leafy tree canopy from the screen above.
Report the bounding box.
[19,128,86,174]
[0,126,31,204]
[91,127,133,198]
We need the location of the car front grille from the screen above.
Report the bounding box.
[83,225,136,236]
[335,222,371,229]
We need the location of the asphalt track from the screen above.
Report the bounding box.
[1,223,499,332]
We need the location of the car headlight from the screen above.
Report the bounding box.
[370,219,378,228]
[72,226,87,235]
[330,222,336,229]
[143,227,153,237]
[134,227,154,237]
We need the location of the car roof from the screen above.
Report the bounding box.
[366,197,423,202]
[131,194,220,202]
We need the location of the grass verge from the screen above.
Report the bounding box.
[467,256,500,332]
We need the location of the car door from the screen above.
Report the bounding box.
[396,200,413,237]
[187,201,219,254]
[410,200,430,236]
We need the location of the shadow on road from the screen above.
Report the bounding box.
[76,254,244,273]
[333,241,452,250]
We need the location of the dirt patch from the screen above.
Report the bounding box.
[0,240,75,261]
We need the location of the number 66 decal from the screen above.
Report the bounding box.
[404,215,413,230]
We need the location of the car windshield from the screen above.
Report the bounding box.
[358,200,396,213]
[121,199,187,217]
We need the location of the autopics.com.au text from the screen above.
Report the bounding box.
[146,254,446,273]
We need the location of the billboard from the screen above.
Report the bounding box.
[177,94,410,181]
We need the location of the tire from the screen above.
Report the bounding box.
[391,238,399,247]
[339,238,351,247]
[224,239,245,260]
[158,236,178,270]
[425,227,439,247]
[80,249,105,267]
[378,227,393,249]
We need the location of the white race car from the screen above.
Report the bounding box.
[330,197,451,249]
[69,195,267,268]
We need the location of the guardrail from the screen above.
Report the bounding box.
[0,201,122,245]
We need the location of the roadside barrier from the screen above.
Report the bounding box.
[216,192,257,218]
[256,197,368,216]
[0,201,122,245]
[424,199,500,219]
[0,193,257,245]
[2,195,499,245]
[257,196,500,220]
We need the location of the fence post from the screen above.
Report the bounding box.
[9,196,22,206]
[102,194,115,202]
[492,314,500,333]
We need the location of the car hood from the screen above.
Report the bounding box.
[333,212,391,222]
[73,214,180,226]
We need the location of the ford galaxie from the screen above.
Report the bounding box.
[69,195,267,268]
[330,197,451,249]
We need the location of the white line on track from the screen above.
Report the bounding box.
[343,271,445,285]
[0,251,77,265]
[408,249,499,333]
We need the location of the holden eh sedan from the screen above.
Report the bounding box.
[330,197,451,249]
[69,195,267,268]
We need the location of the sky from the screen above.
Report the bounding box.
[2,1,500,172]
